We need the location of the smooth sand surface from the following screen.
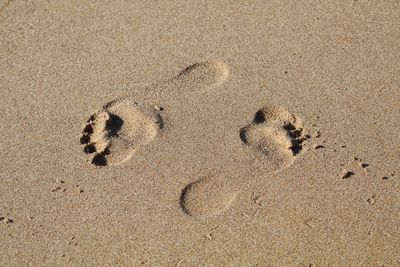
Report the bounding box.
[1,1,399,266]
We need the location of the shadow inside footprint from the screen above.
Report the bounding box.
[253,110,266,124]
[92,154,107,166]
[239,128,248,144]
[106,114,124,137]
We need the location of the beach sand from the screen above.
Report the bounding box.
[0,0,399,266]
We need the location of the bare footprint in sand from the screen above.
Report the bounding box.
[178,105,309,218]
[240,104,308,171]
[80,99,164,166]
[176,60,229,88]
[180,176,237,218]
[80,60,229,166]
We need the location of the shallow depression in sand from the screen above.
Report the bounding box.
[180,177,237,217]
[176,60,229,88]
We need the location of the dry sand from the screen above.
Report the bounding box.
[0,0,399,266]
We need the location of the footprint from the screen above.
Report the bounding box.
[178,105,307,218]
[180,176,237,217]
[80,60,229,166]
[174,60,229,88]
[80,98,164,166]
[239,104,308,171]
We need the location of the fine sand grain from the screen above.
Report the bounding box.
[0,1,399,266]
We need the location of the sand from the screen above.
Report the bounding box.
[0,0,399,266]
